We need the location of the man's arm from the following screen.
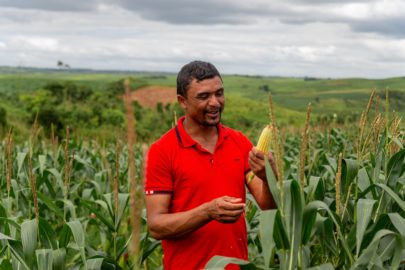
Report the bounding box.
[246,147,277,210]
[146,194,246,240]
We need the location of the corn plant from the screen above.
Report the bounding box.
[0,138,160,269]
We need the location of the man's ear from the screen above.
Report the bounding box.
[177,94,187,110]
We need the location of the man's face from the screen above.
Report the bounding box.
[178,76,225,126]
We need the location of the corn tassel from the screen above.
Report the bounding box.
[247,125,272,184]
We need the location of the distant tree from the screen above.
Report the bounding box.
[57,60,64,69]
[57,60,71,70]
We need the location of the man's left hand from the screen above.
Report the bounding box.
[248,147,276,181]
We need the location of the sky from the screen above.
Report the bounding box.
[1,0,405,78]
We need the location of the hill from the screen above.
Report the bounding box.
[0,67,404,142]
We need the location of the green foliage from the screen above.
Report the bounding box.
[1,122,404,269]
[1,68,405,268]
[0,105,7,127]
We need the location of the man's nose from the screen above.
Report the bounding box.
[208,95,220,106]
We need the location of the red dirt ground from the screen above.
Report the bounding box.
[131,86,177,109]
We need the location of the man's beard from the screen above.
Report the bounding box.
[202,107,222,126]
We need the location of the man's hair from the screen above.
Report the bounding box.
[176,60,222,97]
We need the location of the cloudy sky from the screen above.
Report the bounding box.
[1,0,405,78]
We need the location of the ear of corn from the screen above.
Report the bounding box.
[247,125,272,184]
[256,125,272,154]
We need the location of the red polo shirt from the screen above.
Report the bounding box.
[145,116,253,270]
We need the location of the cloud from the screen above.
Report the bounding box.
[351,18,405,38]
[9,36,60,51]
[1,0,405,78]
[0,0,107,11]
[116,0,269,25]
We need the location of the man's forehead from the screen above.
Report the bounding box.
[191,76,223,86]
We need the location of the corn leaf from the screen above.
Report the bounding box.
[350,229,397,270]
[372,146,384,184]
[102,193,130,229]
[116,193,130,229]
[11,179,20,206]
[81,200,115,231]
[63,199,77,219]
[306,263,334,270]
[16,152,27,176]
[205,255,258,269]
[264,157,281,208]
[314,217,336,256]
[87,258,104,270]
[66,220,87,268]
[342,158,359,195]
[37,192,64,219]
[287,180,303,270]
[38,155,47,176]
[388,213,405,236]
[375,183,405,211]
[386,148,405,188]
[357,168,371,194]
[259,209,277,268]
[67,220,85,247]
[0,260,13,270]
[36,249,53,270]
[58,224,72,248]
[38,217,58,250]
[302,203,317,245]
[378,235,396,263]
[0,232,14,240]
[8,239,30,270]
[21,219,38,268]
[44,168,63,187]
[140,236,161,264]
[273,210,290,250]
[356,199,376,257]
[306,200,353,264]
[306,176,324,202]
[52,248,66,270]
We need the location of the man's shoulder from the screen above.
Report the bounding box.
[222,124,249,141]
[151,127,178,149]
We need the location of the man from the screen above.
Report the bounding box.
[145,60,277,269]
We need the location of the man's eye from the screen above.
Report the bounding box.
[216,91,224,97]
[197,94,209,99]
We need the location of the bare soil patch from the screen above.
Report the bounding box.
[131,86,177,108]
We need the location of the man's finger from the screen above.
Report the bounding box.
[222,201,245,210]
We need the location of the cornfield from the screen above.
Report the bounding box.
[1,92,405,269]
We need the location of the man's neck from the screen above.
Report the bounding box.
[183,117,218,153]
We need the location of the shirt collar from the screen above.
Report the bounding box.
[176,116,229,148]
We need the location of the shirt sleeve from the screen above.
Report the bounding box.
[144,143,173,195]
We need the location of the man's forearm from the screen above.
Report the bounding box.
[148,202,211,240]
[147,195,245,239]
[249,175,276,210]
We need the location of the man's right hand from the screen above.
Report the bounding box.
[206,196,245,223]
[146,194,245,240]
